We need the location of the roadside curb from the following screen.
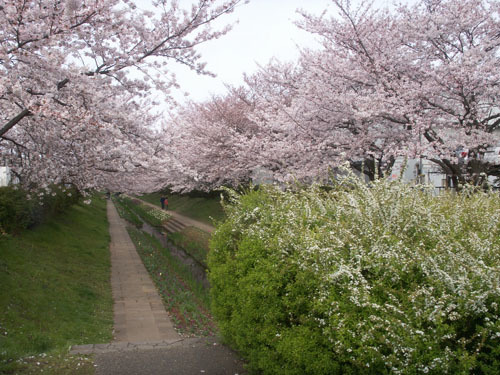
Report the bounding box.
[70,338,189,355]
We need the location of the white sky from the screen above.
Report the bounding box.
[135,0,335,104]
[133,0,414,105]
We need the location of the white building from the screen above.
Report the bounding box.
[0,166,11,187]
[389,157,449,194]
[390,143,500,194]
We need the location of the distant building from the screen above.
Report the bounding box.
[251,166,275,185]
[390,144,500,193]
[0,166,11,187]
[389,157,449,194]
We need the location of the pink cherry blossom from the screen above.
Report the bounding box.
[165,0,500,191]
[0,0,245,192]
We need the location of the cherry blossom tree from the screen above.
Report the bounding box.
[157,0,500,192]
[290,0,500,185]
[0,0,245,192]
[164,86,258,192]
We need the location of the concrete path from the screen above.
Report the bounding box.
[70,200,247,374]
[107,200,180,342]
[71,200,180,354]
[95,337,246,375]
[165,209,215,234]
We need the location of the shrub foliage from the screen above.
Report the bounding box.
[208,174,500,374]
[0,185,80,235]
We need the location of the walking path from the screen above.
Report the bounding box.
[166,209,215,233]
[71,200,180,353]
[132,196,215,233]
[70,200,246,374]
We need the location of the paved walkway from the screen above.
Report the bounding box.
[71,200,180,353]
[108,200,180,342]
[70,200,247,374]
[166,209,215,233]
[95,337,246,375]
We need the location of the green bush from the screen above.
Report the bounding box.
[0,185,80,235]
[0,186,34,234]
[208,173,500,374]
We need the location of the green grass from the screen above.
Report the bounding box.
[127,227,216,337]
[138,192,225,225]
[168,227,211,268]
[112,196,142,228]
[8,354,95,375]
[0,196,113,374]
[118,196,170,228]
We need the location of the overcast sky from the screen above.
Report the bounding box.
[135,0,334,104]
[134,0,414,105]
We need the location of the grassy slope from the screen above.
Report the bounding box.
[139,192,225,225]
[0,197,113,374]
[168,227,211,267]
[135,193,216,268]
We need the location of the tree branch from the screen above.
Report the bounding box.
[0,108,32,136]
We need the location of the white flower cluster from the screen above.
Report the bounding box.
[146,208,171,222]
[218,171,500,373]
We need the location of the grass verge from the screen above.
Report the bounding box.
[118,195,170,228]
[117,196,210,267]
[0,196,113,374]
[168,227,210,268]
[138,192,224,225]
[127,227,216,337]
[112,196,142,228]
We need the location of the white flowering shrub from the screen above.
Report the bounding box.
[118,196,170,227]
[0,185,80,234]
[146,208,171,224]
[208,173,500,374]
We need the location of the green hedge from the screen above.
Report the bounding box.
[208,173,500,374]
[0,185,80,235]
